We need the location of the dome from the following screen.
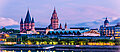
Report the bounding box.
[104,18,109,24]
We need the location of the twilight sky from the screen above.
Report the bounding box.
[0,0,120,29]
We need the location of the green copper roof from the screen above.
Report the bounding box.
[104,18,109,23]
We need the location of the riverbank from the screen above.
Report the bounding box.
[1,45,120,52]
[0,45,120,50]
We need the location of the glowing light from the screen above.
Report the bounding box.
[37,50,39,52]
[4,34,9,37]
[28,50,31,52]
[13,50,14,52]
[28,40,32,45]
[115,32,120,33]
[21,42,24,44]
[21,50,22,52]
[88,42,115,46]
[4,42,16,45]
[36,41,39,45]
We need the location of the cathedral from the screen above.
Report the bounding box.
[20,8,68,34]
[20,9,36,33]
[48,8,67,30]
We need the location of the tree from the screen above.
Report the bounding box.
[22,35,28,41]
[6,37,16,42]
[2,27,6,32]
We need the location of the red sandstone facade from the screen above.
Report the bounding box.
[51,8,59,29]
[20,10,35,33]
[48,8,67,30]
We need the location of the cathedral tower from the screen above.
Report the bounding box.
[50,8,59,29]
[20,9,36,33]
[24,10,32,30]
[20,18,23,32]
[65,23,67,29]
[59,23,62,29]
[31,17,35,31]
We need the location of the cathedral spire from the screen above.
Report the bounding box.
[50,7,59,29]
[53,7,57,14]
[20,18,24,33]
[20,18,23,24]
[65,23,67,29]
[31,17,34,23]
[59,23,62,29]
[31,17,35,31]
[51,7,58,19]
[24,9,31,23]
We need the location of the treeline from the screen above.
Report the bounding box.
[6,36,120,45]
[0,27,20,34]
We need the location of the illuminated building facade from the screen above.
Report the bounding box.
[100,18,120,36]
[48,8,67,30]
[48,8,59,29]
[20,9,36,33]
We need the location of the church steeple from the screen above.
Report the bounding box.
[50,7,59,29]
[31,17,34,23]
[31,17,35,31]
[24,9,31,23]
[65,23,67,29]
[24,9,32,30]
[20,18,23,24]
[51,7,58,19]
[20,18,24,32]
[53,7,57,14]
[20,9,36,33]
[59,23,62,29]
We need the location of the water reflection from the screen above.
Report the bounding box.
[37,50,39,52]
[0,49,119,52]
[1,50,71,52]
[28,50,31,52]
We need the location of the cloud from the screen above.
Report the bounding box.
[75,17,120,29]
[0,0,8,7]
[75,21,102,28]
[0,17,19,26]
[58,5,120,24]
[1,0,120,29]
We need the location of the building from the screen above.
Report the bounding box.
[114,23,120,36]
[59,36,112,39]
[48,8,59,29]
[20,9,36,34]
[21,8,68,34]
[47,30,90,35]
[47,29,100,36]
[48,8,67,30]
[70,27,89,30]
[100,17,120,36]
[35,28,47,34]
[104,18,109,27]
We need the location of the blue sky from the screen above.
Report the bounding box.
[0,0,120,29]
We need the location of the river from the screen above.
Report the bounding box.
[0,48,120,52]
